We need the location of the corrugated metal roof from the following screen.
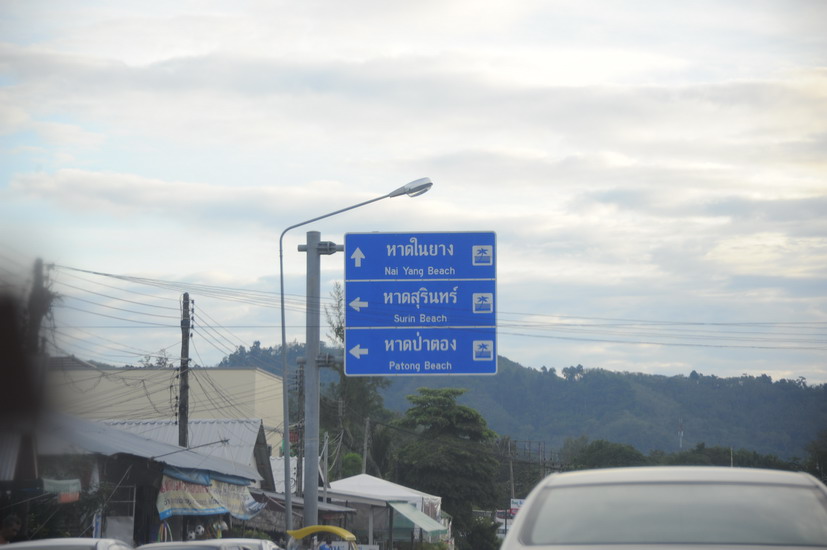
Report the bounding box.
[37,414,261,482]
[102,418,263,469]
[250,488,357,514]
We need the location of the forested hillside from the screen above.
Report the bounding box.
[380,357,827,459]
[218,343,827,460]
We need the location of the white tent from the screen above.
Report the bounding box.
[325,474,447,544]
[329,474,439,513]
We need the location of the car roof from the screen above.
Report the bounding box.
[6,538,131,548]
[212,539,277,547]
[538,466,820,488]
[138,540,276,549]
[136,543,199,549]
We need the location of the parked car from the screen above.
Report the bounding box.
[137,539,280,550]
[6,538,133,550]
[500,466,827,549]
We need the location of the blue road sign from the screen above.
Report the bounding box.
[345,279,496,328]
[344,231,497,376]
[345,232,496,281]
[345,327,497,375]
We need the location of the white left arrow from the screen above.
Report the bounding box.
[349,344,369,359]
[351,247,365,267]
[349,297,369,311]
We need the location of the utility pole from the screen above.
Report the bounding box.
[16,259,50,540]
[509,440,515,500]
[362,417,370,474]
[178,292,191,448]
[336,398,344,479]
[25,258,49,355]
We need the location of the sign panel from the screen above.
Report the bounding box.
[345,232,496,281]
[345,279,495,328]
[345,327,497,375]
[344,231,497,376]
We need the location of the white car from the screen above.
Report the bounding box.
[5,538,134,550]
[137,538,281,550]
[500,466,827,549]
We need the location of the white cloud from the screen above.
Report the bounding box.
[1,0,825,385]
[0,100,29,135]
[9,169,367,222]
[704,234,827,278]
[32,121,106,147]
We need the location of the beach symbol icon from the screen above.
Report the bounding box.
[473,340,494,361]
[473,293,493,313]
[472,245,493,266]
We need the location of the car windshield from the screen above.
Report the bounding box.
[522,482,827,545]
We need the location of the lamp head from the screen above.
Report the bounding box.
[388,177,433,198]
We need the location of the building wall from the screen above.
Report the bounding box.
[46,361,285,455]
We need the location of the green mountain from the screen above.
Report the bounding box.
[380,357,827,460]
[217,343,826,460]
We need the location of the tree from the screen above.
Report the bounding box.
[134,350,172,368]
[322,281,392,479]
[465,517,500,550]
[804,429,827,482]
[393,388,499,550]
[562,364,585,381]
[320,372,391,478]
[493,436,549,504]
[218,339,287,370]
[649,442,798,470]
[324,281,346,344]
[568,439,648,469]
[340,452,363,478]
[560,435,590,467]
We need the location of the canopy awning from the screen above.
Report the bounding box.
[389,501,447,535]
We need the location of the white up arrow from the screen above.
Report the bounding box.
[350,247,365,267]
[349,344,369,359]
[349,297,368,312]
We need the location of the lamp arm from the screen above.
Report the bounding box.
[279,193,390,244]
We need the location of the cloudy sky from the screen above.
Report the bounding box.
[1,1,825,384]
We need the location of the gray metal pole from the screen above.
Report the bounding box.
[178,292,190,448]
[303,230,321,526]
[178,291,191,541]
[276,178,432,529]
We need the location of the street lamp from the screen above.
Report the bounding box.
[278,177,433,529]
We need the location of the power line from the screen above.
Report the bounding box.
[42,264,827,371]
[497,329,827,351]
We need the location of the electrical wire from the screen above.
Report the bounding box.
[38,263,827,377]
